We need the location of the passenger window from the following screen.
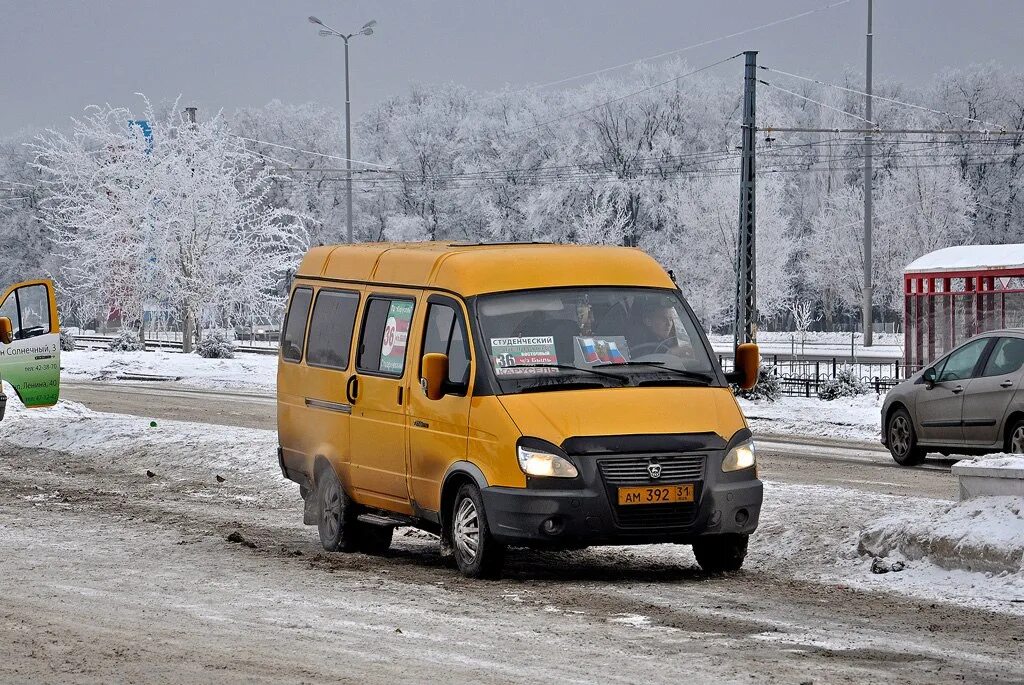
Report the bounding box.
[358,297,415,376]
[422,303,472,389]
[0,285,50,340]
[306,290,360,370]
[982,338,1024,377]
[937,338,988,382]
[281,287,313,363]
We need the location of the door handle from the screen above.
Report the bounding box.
[952,385,964,394]
[346,375,359,404]
[413,420,429,429]
[1001,380,1014,388]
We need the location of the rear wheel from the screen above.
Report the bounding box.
[887,407,927,466]
[317,466,357,552]
[693,534,748,573]
[1008,420,1024,454]
[451,484,504,579]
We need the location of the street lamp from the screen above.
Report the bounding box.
[308,16,377,244]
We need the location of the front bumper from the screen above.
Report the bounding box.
[481,449,762,548]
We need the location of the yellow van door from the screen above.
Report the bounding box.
[349,292,417,511]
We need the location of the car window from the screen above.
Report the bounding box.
[937,338,989,382]
[0,284,51,340]
[422,302,471,388]
[982,337,1024,377]
[358,297,414,376]
[306,289,360,371]
[281,287,313,363]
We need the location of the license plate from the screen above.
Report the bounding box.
[617,484,694,506]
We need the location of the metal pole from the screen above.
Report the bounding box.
[734,50,758,348]
[344,37,354,244]
[862,0,874,346]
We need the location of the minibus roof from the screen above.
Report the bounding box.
[296,242,675,297]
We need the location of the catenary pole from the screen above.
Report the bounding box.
[182,106,198,354]
[735,50,758,349]
[344,36,353,244]
[862,0,874,346]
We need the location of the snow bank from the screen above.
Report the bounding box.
[858,496,1024,574]
[739,393,883,442]
[61,348,278,392]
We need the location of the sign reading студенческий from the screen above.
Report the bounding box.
[490,336,558,376]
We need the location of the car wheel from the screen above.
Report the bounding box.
[693,534,748,573]
[887,408,927,466]
[1008,420,1024,454]
[451,483,504,579]
[356,524,394,555]
[317,466,357,552]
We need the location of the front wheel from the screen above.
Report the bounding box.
[693,534,748,573]
[887,407,926,466]
[450,484,504,579]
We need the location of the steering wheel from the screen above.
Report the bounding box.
[631,337,679,356]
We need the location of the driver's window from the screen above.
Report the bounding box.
[0,285,50,340]
[936,338,988,383]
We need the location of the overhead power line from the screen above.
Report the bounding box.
[504,0,852,94]
[232,135,400,170]
[759,79,876,126]
[760,64,1007,131]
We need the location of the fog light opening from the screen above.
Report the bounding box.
[540,516,565,536]
[735,509,749,526]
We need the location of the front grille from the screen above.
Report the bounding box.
[597,454,706,529]
[597,454,706,484]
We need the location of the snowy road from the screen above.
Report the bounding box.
[62,380,957,500]
[2,401,1022,684]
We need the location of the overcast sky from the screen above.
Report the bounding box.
[2,0,1022,136]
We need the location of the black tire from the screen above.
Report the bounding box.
[1007,419,1024,454]
[355,524,394,555]
[887,407,927,466]
[450,483,504,579]
[693,534,748,573]
[316,466,357,552]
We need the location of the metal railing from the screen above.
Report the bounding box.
[718,354,908,397]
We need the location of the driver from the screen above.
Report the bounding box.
[630,299,679,354]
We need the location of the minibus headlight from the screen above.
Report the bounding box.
[722,439,756,472]
[516,445,578,478]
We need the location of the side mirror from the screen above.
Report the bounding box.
[0,317,12,345]
[726,342,760,390]
[420,352,449,401]
[923,367,937,388]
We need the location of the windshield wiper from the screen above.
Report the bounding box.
[507,363,629,383]
[519,380,608,394]
[592,361,714,385]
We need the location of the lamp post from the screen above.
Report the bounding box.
[308,16,376,244]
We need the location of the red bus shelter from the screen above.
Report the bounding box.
[904,244,1024,372]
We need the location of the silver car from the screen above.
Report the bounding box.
[881,330,1024,465]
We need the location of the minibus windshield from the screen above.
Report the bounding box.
[475,287,721,394]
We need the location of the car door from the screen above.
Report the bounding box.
[962,336,1024,447]
[406,295,474,514]
[915,337,991,445]
[0,279,61,411]
[349,291,418,512]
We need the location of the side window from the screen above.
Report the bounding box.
[422,302,472,389]
[281,287,313,363]
[937,338,989,383]
[0,285,51,340]
[306,290,360,370]
[358,297,415,376]
[982,338,1024,377]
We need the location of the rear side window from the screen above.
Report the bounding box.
[422,302,471,388]
[358,297,415,376]
[306,290,360,370]
[983,337,1024,377]
[281,287,313,363]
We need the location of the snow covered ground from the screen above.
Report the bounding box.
[739,393,884,443]
[3,395,1021,617]
[61,348,277,393]
[709,331,904,359]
